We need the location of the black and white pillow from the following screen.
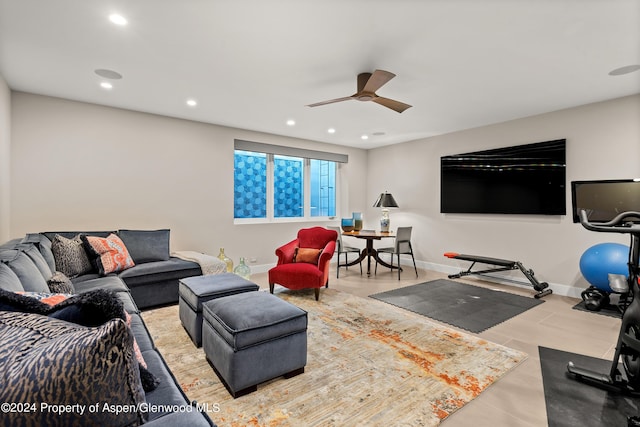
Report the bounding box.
[50,234,93,278]
[47,271,75,294]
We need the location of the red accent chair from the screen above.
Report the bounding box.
[268,227,338,301]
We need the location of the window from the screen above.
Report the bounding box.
[274,155,304,218]
[310,159,336,217]
[233,140,346,222]
[234,150,267,219]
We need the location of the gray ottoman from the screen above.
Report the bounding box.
[202,291,308,398]
[179,273,259,347]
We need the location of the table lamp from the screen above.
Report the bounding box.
[373,192,399,232]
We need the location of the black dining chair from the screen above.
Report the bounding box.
[328,226,362,278]
[375,226,418,280]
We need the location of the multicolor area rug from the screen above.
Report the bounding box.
[142,289,527,426]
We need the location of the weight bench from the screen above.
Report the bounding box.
[444,252,552,299]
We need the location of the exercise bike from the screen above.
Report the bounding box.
[567,210,640,401]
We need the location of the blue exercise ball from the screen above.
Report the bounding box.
[579,243,629,292]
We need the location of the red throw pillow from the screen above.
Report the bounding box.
[83,234,135,275]
[294,247,322,264]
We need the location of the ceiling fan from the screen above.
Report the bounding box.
[307,69,412,113]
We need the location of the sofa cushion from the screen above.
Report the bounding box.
[0,263,23,292]
[128,312,154,353]
[118,229,171,264]
[82,233,135,275]
[51,234,93,278]
[0,250,50,292]
[118,258,200,285]
[15,243,53,280]
[21,233,56,273]
[43,230,113,241]
[0,238,21,249]
[72,276,138,314]
[0,311,147,427]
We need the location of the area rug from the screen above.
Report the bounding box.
[370,279,544,333]
[539,346,640,426]
[142,289,527,426]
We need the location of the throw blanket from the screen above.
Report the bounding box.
[171,251,227,276]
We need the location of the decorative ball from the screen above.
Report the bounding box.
[579,243,629,292]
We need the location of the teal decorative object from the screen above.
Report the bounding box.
[341,218,355,232]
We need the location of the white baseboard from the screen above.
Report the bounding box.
[252,257,584,299]
[412,258,583,299]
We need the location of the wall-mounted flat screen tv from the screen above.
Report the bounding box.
[440,139,566,215]
[571,179,640,223]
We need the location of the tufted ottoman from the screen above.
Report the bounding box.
[179,273,259,347]
[202,291,308,398]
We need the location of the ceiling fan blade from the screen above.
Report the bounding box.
[372,97,412,113]
[362,70,396,93]
[306,96,354,107]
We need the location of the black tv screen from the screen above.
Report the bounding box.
[571,179,640,223]
[440,139,566,215]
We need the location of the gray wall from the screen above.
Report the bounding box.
[366,94,640,296]
[0,75,10,242]
[9,92,368,268]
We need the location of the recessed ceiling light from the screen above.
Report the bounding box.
[361,135,369,140]
[95,69,122,79]
[609,65,640,76]
[109,14,128,26]
[286,119,296,126]
[327,128,336,134]
[186,99,197,107]
[100,82,113,90]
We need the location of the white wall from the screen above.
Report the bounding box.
[0,75,10,242]
[9,91,640,296]
[367,94,640,296]
[9,92,368,268]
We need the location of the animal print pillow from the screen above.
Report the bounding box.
[47,271,75,294]
[0,311,147,426]
[50,234,93,278]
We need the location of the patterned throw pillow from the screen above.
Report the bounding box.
[14,291,71,307]
[293,247,322,264]
[50,234,93,278]
[0,312,147,427]
[47,271,75,294]
[82,233,135,276]
[0,289,159,392]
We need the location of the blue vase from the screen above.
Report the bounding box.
[341,218,355,232]
[352,212,363,231]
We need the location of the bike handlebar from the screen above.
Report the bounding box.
[579,209,640,234]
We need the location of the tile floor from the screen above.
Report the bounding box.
[249,265,621,427]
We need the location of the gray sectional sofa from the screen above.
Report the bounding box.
[0,230,215,427]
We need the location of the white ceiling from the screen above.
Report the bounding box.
[1,0,638,149]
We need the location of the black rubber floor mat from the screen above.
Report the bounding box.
[370,279,543,333]
[539,346,640,427]
[572,300,622,319]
